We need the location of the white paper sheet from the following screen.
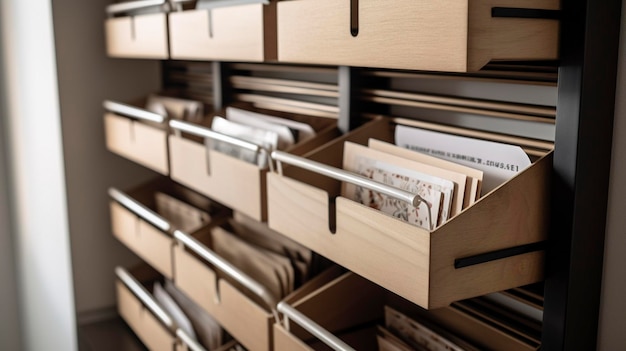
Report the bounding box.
[395,125,531,194]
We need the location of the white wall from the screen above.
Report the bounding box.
[0,1,77,350]
[597,1,626,349]
[50,0,160,318]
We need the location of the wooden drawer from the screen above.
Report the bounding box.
[104,100,169,175]
[109,177,224,279]
[172,229,275,351]
[274,271,385,351]
[277,0,559,72]
[169,2,277,61]
[105,1,170,59]
[116,266,176,351]
[168,108,338,221]
[267,117,550,309]
[116,265,221,351]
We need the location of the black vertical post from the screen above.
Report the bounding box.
[212,61,231,111]
[542,0,621,350]
[160,60,170,91]
[338,66,360,133]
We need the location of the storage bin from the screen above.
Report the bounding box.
[267,117,551,309]
[169,0,277,61]
[168,105,339,221]
[104,99,170,175]
[172,227,278,351]
[109,177,225,279]
[274,271,385,351]
[105,0,170,59]
[115,265,208,351]
[277,0,559,72]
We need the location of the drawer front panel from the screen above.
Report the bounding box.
[104,113,169,174]
[110,202,173,279]
[116,281,174,351]
[105,13,169,59]
[169,4,268,61]
[169,135,265,221]
[278,0,469,71]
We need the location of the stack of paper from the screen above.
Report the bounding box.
[211,212,316,305]
[378,306,478,351]
[209,107,317,168]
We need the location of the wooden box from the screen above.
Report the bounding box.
[109,177,224,279]
[105,1,170,59]
[277,0,559,72]
[267,118,551,309]
[172,227,276,351]
[169,2,277,61]
[115,266,177,351]
[274,271,385,351]
[104,99,169,175]
[168,107,338,221]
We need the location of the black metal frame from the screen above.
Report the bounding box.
[543,0,622,350]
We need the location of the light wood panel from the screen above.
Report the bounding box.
[169,3,276,61]
[267,120,550,309]
[167,112,337,221]
[104,113,169,175]
[277,0,559,72]
[116,282,175,351]
[173,244,273,351]
[168,134,267,221]
[110,202,174,279]
[105,13,169,59]
[273,325,311,351]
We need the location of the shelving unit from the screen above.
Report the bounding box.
[96,0,624,350]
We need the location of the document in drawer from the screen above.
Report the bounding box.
[395,125,531,194]
[212,226,293,302]
[154,281,197,341]
[155,192,211,233]
[343,142,460,229]
[146,95,204,123]
[163,280,224,350]
[384,306,471,351]
[368,139,483,207]
[210,116,279,168]
[226,107,316,142]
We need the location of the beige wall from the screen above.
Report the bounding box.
[50,0,160,318]
[598,2,626,350]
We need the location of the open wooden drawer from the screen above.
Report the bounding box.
[169,0,277,61]
[172,225,281,351]
[267,117,551,309]
[168,105,339,221]
[105,0,171,59]
[104,99,170,174]
[274,271,385,351]
[276,273,542,351]
[115,265,219,351]
[109,177,226,279]
[277,0,559,72]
